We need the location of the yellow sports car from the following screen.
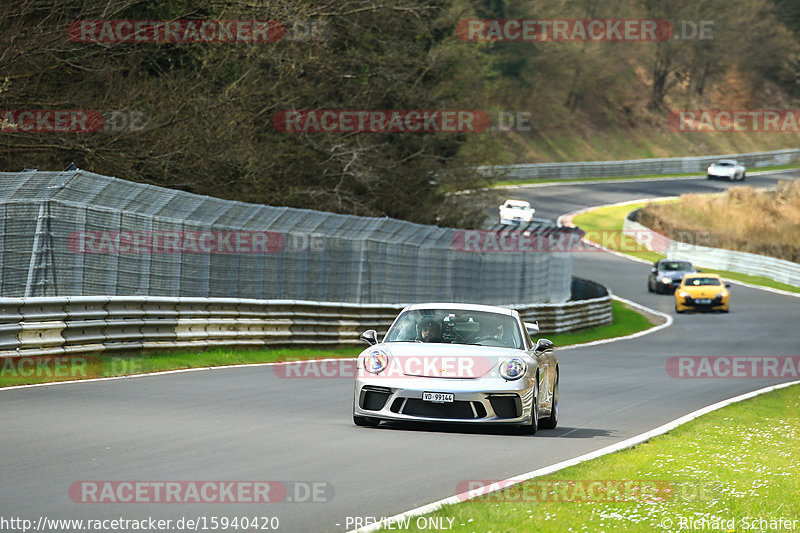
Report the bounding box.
[675,273,730,313]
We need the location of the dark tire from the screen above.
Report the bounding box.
[647,279,654,293]
[741,172,746,181]
[519,378,539,435]
[353,414,380,427]
[675,304,684,314]
[539,372,559,430]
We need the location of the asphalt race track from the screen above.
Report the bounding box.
[3,171,800,532]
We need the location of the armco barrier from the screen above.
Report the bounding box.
[623,212,800,287]
[0,287,610,358]
[479,148,799,181]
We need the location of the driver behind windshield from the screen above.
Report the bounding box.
[417,318,442,343]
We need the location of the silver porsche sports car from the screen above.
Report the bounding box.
[353,303,559,434]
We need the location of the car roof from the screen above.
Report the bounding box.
[503,200,530,207]
[683,273,721,279]
[402,302,516,316]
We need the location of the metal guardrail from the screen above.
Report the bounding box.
[479,149,799,181]
[0,289,611,358]
[623,213,800,287]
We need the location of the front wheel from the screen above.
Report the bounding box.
[519,379,539,435]
[539,372,559,430]
[353,414,380,427]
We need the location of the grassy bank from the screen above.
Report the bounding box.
[378,383,800,532]
[639,181,800,263]
[572,202,800,294]
[0,299,655,388]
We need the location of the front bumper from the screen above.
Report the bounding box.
[707,171,735,179]
[354,376,537,425]
[679,295,727,309]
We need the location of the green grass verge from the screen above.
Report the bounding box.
[0,346,357,389]
[487,162,798,188]
[0,300,656,388]
[543,299,655,347]
[378,383,800,532]
[572,203,800,294]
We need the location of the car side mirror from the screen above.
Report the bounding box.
[696,268,702,273]
[651,267,657,273]
[725,283,731,288]
[359,329,378,345]
[525,322,539,337]
[535,338,554,353]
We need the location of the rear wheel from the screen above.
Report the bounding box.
[539,372,559,430]
[353,414,380,427]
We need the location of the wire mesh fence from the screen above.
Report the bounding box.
[0,169,575,304]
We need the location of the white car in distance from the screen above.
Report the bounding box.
[707,160,746,181]
[498,199,534,224]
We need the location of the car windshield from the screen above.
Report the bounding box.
[661,261,692,271]
[715,161,734,166]
[684,277,721,286]
[505,203,529,210]
[385,309,525,350]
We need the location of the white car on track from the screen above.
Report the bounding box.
[498,199,535,224]
[707,160,746,181]
[353,303,559,434]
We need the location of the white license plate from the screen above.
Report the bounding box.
[695,298,712,304]
[423,392,454,403]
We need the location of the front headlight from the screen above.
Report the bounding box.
[661,277,672,284]
[363,349,389,374]
[499,358,527,381]
[716,292,727,299]
[678,291,689,298]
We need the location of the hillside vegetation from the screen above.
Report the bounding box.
[2,0,800,225]
[639,181,800,262]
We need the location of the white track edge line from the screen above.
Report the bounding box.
[349,378,800,533]
[558,296,673,351]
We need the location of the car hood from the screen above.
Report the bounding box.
[680,285,725,298]
[659,269,694,279]
[370,342,529,378]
